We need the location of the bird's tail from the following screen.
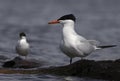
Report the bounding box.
[97,45,117,49]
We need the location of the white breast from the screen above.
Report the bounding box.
[60,20,95,58]
[16,38,29,56]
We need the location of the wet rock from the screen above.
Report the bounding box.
[2,61,15,68]
[2,57,42,68]
[1,58,120,80]
[47,59,120,80]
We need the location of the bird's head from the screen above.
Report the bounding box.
[19,32,26,38]
[48,14,76,25]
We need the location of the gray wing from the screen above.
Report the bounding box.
[88,40,100,46]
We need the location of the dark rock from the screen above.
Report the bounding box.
[2,57,42,68]
[1,58,120,80]
[36,59,120,80]
[2,61,15,68]
[68,60,120,80]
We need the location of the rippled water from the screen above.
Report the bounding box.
[0,0,119,81]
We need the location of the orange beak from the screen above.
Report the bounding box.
[48,20,60,24]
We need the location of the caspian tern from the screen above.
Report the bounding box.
[16,32,30,59]
[48,14,116,64]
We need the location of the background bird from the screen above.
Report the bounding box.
[16,32,30,59]
[48,14,116,64]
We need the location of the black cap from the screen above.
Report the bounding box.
[19,32,26,38]
[58,14,76,22]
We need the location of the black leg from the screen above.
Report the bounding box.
[70,58,72,64]
[81,57,85,60]
[81,57,83,60]
[25,56,27,60]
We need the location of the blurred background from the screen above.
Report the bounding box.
[0,0,119,81]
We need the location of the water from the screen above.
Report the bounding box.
[0,0,119,81]
[0,74,105,81]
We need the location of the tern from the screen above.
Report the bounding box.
[48,14,116,64]
[16,32,30,59]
